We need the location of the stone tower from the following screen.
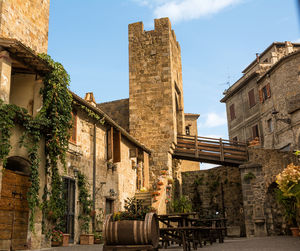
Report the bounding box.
[129,18,185,195]
[0,0,50,53]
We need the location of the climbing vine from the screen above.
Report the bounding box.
[77,171,93,233]
[0,54,73,232]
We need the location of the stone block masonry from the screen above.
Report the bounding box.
[0,0,50,53]
[182,166,245,237]
[240,148,300,237]
[128,18,185,197]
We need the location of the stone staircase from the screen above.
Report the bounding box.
[135,191,152,207]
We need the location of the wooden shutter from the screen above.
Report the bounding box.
[259,89,263,103]
[248,89,256,108]
[229,104,235,120]
[266,83,271,98]
[113,130,121,163]
[252,125,259,139]
[107,127,113,160]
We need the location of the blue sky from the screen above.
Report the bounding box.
[48,0,300,143]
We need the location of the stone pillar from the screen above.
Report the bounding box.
[0,50,12,104]
[240,163,267,237]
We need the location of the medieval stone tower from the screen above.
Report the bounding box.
[129,18,185,203]
[0,0,50,53]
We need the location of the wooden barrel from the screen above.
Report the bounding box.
[103,212,159,248]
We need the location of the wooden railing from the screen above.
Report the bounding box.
[173,135,248,166]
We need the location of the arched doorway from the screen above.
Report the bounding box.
[0,156,31,250]
[265,182,286,235]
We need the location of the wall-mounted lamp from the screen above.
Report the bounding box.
[271,109,291,124]
[109,189,117,197]
[73,168,79,178]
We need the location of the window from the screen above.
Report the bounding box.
[232,136,238,142]
[185,126,190,135]
[69,111,77,144]
[107,127,121,163]
[252,124,259,139]
[105,199,114,215]
[259,83,271,103]
[267,119,273,132]
[229,104,236,121]
[248,89,256,108]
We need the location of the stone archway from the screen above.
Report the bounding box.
[0,156,31,250]
[265,182,286,236]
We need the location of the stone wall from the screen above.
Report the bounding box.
[97,98,129,131]
[0,0,50,53]
[222,43,300,150]
[182,166,245,237]
[181,114,200,172]
[240,147,300,237]
[128,18,184,214]
[63,106,147,244]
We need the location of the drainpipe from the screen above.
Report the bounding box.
[92,123,96,231]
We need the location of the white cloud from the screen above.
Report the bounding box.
[133,0,243,23]
[199,112,227,128]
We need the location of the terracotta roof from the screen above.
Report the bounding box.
[0,37,51,74]
[71,91,151,154]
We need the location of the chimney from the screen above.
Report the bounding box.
[84,92,97,107]
[256,53,260,63]
[271,52,278,64]
[285,41,293,54]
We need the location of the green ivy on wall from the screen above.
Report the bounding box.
[0,54,73,232]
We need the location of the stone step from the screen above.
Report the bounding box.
[135,192,152,207]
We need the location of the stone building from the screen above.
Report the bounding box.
[181,113,200,172]
[0,1,152,249]
[220,42,300,237]
[221,42,300,151]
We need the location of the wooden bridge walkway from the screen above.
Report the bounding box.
[173,135,248,166]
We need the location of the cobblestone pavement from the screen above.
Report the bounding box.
[38,236,300,251]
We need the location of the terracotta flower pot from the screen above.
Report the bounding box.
[290,227,299,237]
[51,240,61,247]
[62,234,70,246]
[80,234,94,245]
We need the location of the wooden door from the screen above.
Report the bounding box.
[0,169,30,251]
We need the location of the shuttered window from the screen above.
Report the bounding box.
[259,83,271,103]
[113,130,121,163]
[69,111,77,144]
[107,127,113,160]
[248,89,256,108]
[252,124,259,139]
[229,104,236,121]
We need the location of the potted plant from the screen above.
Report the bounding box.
[103,197,159,248]
[51,229,63,246]
[94,231,103,244]
[167,178,174,185]
[276,163,300,236]
[157,181,163,186]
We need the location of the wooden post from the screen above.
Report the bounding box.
[219,138,224,161]
[195,135,199,157]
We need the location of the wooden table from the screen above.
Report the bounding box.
[158,213,227,250]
